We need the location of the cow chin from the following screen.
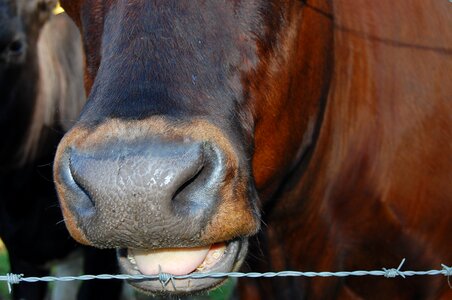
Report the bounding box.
[117,239,248,295]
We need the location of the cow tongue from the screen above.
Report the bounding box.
[131,246,211,276]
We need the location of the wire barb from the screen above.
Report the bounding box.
[6,273,22,293]
[442,264,452,288]
[158,266,176,291]
[383,258,406,278]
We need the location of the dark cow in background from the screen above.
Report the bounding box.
[0,0,122,299]
[56,0,451,299]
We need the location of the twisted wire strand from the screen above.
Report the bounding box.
[1,260,450,293]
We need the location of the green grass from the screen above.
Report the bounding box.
[0,247,11,300]
[207,278,236,300]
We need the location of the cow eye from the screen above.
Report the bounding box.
[37,1,49,12]
[35,0,57,24]
[37,0,55,13]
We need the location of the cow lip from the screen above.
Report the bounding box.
[117,239,247,295]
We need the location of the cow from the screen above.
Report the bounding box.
[0,0,122,299]
[55,0,452,298]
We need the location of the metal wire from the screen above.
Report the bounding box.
[1,259,451,293]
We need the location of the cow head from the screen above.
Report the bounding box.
[0,0,59,166]
[55,0,332,294]
[0,0,56,68]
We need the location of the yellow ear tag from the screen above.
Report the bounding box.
[53,3,65,15]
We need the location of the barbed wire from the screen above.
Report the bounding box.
[1,259,451,293]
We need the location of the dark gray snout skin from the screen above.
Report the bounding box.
[63,138,229,249]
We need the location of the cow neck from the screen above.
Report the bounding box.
[257,0,334,211]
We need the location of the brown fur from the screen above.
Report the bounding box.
[240,1,452,299]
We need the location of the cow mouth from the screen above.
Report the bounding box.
[117,239,247,295]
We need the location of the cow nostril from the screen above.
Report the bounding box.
[8,39,24,54]
[70,167,96,208]
[1,36,26,62]
[67,153,98,213]
[172,165,204,202]
[170,144,222,216]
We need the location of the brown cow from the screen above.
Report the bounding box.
[55,0,452,298]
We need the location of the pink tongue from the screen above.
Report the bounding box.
[131,246,211,276]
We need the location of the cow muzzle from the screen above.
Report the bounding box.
[54,118,260,294]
